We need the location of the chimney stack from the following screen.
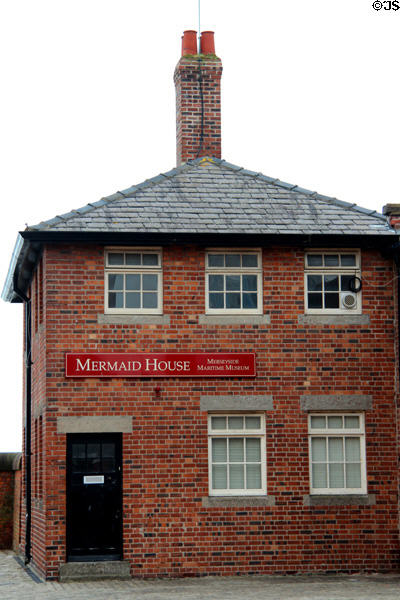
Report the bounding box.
[174,31,222,166]
[383,204,400,229]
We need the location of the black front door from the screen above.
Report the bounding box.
[66,433,122,561]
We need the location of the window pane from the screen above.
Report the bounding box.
[311,438,326,461]
[324,275,339,291]
[87,443,100,458]
[328,438,344,461]
[243,275,257,291]
[246,438,261,462]
[209,275,223,291]
[329,463,344,488]
[212,438,227,462]
[125,253,141,265]
[102,443,116,472]
[225,254,240,267]
[245,416,261,430]
[328,416,343,429]
[345,438,360,461]
[87,443,101,473]
[142,254,159,266]
[242,255,258,267]
[211,416,226,430]
[243,293,257,309]
[208,254,224,267]
[307,254,323,266]
[311,416,326,429]
[246,464,261,489]
[125,274,140,290]
[308,274,322,291]
[125,292,141,309]
[345,416,360,429]
[346,463,361,488]
[324,254,339,266]
[325,293,339,308]
[142,292,158,309]
[341,275,353,292]
[226,293,241,309]
[312,463,327,488]
[212,465,227,489]
[72,443,86,459]
[226,275,240,291]
[108,274,123,290]
[142,274,158,291]
[209,293,224,309]
[108,253,124,265]
[108,292,123,308]
[72,443,86,472]
[341,254,356,266]
[102,443,115,458]
[308,293,323,309]
[229,438,244,462]
[229,464,244,489]
[228,416,243,430]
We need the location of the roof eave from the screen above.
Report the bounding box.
[3,228,398,303]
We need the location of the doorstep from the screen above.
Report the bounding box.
[59,560,131,582]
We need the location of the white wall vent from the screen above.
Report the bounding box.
[341,292,357,310]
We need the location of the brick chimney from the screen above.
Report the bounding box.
[174,31,223,166]
[383,204,400,229]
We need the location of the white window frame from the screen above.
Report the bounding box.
[308,413,367,495]
[205,249,263,315]
[208,413,266,496]
[104,247,163,314]
[304,250,361,314]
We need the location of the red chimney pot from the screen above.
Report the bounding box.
[200,31,215,55]
[181,30,198,56]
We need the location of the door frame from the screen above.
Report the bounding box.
[66,432,123,562]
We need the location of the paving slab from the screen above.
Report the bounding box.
[0,551,399,600]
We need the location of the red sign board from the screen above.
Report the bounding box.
[65,353,255,378]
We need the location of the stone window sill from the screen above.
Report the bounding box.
[299,314,370,326]
[199,314,270,326]
[304,494,375,506]
[98,314,170,326]
[202,496,275,508]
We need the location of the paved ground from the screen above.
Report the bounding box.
[1,551,400,600]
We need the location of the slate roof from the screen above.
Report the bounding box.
[27,157,392,236]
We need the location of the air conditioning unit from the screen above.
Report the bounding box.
[341,292,357,310]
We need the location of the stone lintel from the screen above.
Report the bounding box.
[300,395,372,412]
[200,395,274,411]
[57,416,132,434]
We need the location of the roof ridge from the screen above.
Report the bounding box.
[27,156,386,230]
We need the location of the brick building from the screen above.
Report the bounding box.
[2,31,400,580]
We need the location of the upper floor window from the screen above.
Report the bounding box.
[304,251,361,314]
[105,249,162,314]
[206,251,262,314]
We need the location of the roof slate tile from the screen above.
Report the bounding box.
[28,157,393,236]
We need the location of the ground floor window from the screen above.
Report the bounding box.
[208,414,266,495]
[308,413,366,494]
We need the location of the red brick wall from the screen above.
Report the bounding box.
[174,56,222,165]
[26,243,400,579]
[12,469,21,552]
[0,471,14,549]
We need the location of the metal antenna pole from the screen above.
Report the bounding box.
[198,0,201,52]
